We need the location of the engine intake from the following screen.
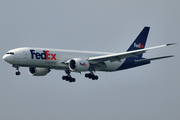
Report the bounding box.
[29,67,50,76]
[69,58,90,72]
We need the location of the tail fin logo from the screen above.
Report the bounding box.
[134,43,144,48]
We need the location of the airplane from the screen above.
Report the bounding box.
[3,27,175,82]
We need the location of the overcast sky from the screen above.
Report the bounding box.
[0,1,179,120]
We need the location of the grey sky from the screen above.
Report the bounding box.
[0,0,179,120]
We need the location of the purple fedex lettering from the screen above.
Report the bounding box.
[30,50,56,60]
[30,50,46,59]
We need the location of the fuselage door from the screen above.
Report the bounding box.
[23,51,28,63]
[23,51,28,59]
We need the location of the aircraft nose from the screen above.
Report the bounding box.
[3,54,13,63]
[3,54,7,60]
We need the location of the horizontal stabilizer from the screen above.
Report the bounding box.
[135,55,174,63]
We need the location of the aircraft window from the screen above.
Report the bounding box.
[7,52,14,55]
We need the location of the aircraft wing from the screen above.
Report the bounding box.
[88,43,175,64]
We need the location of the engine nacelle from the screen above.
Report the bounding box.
[69,58,90,72]
[29,67,50,76]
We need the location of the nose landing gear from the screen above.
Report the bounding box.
[16,71,21,75]
[13,65,21,76]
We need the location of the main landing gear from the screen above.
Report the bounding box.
[62,70,99,82]
[85,72,98,80]
[62,70,76,83]
[13,65,21,76]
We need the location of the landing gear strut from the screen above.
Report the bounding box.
[85,72,98,80]
[13,65,21,76]
[62,70,76,83]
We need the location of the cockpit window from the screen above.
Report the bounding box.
[7,52,14,55]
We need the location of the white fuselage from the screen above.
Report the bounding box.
[2,27,174,82]
[3,47,125,72]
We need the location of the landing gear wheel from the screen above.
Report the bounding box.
[62,70,76,83]
[13,65,21,76]
[16,71,21,75]
[69,78,73,83]
[72,78,76,82]
[85,73,89,78]
[62,76,66,80]
[95,76,98,80]
[69,77,76,82]
[85,73,99,80]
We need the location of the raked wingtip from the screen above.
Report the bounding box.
[166,43,177,46]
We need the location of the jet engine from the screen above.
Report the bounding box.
[69,58,90,72]
[29,67,50,76]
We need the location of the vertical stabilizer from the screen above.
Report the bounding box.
[127,27,150,58]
